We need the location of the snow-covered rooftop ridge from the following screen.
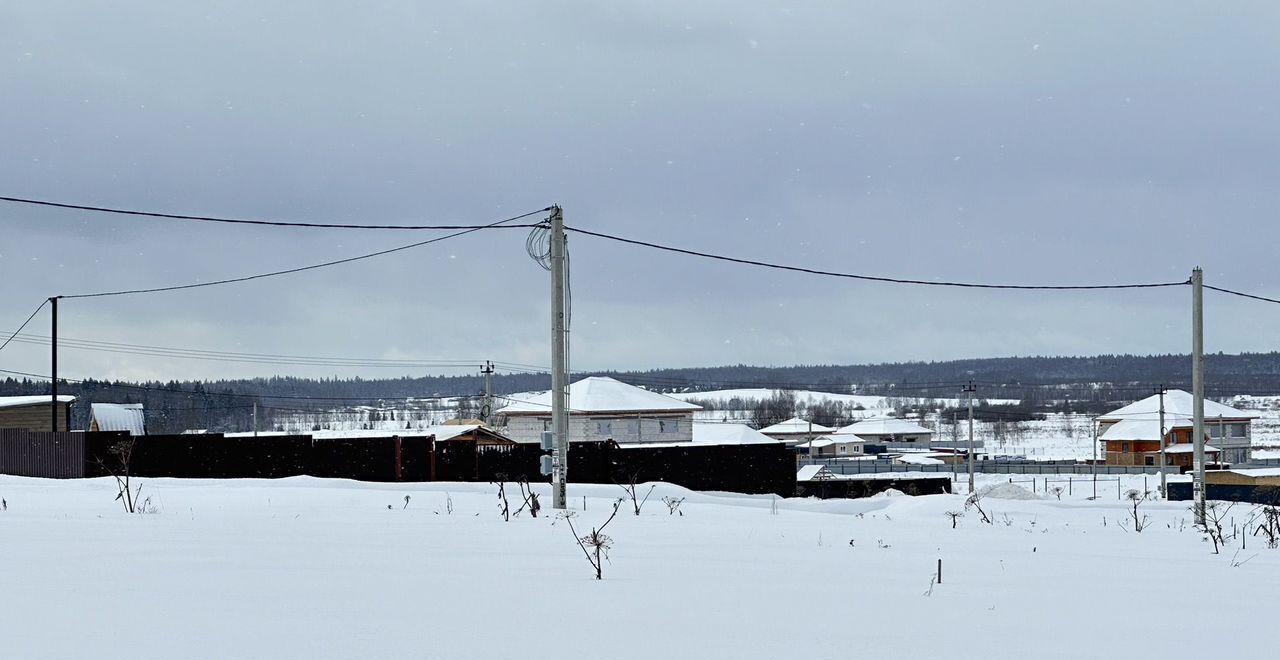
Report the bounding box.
[1100,390,1256,421]
[223,424,492,441]
[0,395,76,410]
[690,422,779,446]
[497,376,702,415]
[834,417,933,436]
[757,417,835,435]
[1099,416,1195,442]
[90,403,145,435]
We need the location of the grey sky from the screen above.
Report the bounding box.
[2,2,1278,382]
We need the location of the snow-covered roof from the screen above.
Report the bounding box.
[1223,468,1280,478]
[90,403,145,435]
[1100,417,1194,442]
[1100,390,1256,422]
[757,417,835,435]
[833,417,933,437]
[691,423,780,446]
[796,465,834,481]
[223,424,507,442]
[497,377,702,415]
[1161,444,1220,454]
[893,454,945,465]
[0,395,76,410]
[797,434,865,449]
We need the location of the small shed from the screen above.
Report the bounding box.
[0,395,76,432]
[89,403,146,435]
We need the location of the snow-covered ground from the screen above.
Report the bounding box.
[1,475,1276,660]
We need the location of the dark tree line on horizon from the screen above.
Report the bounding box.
[4,352,1280,433]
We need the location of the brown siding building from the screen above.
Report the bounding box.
[0,396,76,432]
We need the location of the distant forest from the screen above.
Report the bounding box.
[4,352,1280,434]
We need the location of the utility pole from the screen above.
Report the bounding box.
[481,360,495,427]
[1157,385,1167,499]
[963,380,976,494]
[1191,267,1206,524]
[49,296,59,432]
[252,400,259,438]
[549,205,569,509]
[1091,416,1098,499]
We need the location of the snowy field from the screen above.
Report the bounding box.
[2,475,1277,660]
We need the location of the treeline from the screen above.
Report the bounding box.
[4,352,1280,433]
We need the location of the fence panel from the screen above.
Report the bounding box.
[0,429,85,478]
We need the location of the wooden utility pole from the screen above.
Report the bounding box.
[964,381,976,494]
[550,206,569,509]
[49,296,58,432]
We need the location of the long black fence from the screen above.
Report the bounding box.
[34,432,796,496]
[0,429,85,478]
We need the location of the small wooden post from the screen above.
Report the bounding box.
[937,558,942,584]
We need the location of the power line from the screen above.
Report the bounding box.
[566,227,1192,290]
[0,299,48,354]
[0,194,547,231]
[59,206,554,299]
[1204,284,1280,305]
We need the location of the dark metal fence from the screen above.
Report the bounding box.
[0,432,795,496]
[0,429,85,478]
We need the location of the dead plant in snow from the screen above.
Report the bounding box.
[945,511,963,528]
[618,474,656,516]
[964,492,992,525]
[1125,489,1151,532]
[95,438,143,514]
[515,477,541,518]
[562,499,622,580]
[662,496,685,516]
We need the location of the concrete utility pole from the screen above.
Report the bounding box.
[481,360,495,427]
[964,381,976,494]
[1091,416,1098,499]
[549,206,569,509]
[49,296,58,432]
[1191,267,1206,524]
[1157,385,1167,499]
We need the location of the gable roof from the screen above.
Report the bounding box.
[0,395,76,410]
[221,424,512,442]
[497,377,702,415]
[758,417,835,435]
[834,417,933,436]
[1100,390,1256,422]
[90,403,146,435]
[691,423,780,446]
[1100,417,1195,442]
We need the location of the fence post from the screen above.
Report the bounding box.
[937,558,943,584]
[1068,477,1072,496]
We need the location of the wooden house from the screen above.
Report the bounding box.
[0,395,75,432]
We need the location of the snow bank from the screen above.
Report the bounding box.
[978,482,1041,500]
[871,487,909,498]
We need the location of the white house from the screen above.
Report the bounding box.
[497,376,702,444]
[833,417,933,445]
[757,417,835,445]
[797,434,865,458]
[89,403,146,435]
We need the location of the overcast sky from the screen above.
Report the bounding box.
[2,2,1278,382]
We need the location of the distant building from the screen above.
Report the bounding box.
[1098,390,1256,466]
[797,434,865,458]
[89,403,146,435]
[0,395,75,432]
[757,417,835,445]
[497,376,702,444]
[833,417,933,445]
[221,423,515,446]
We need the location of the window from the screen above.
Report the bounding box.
[1209,425,1223,438]
[626,420,640,435]
[1231,424,1247,438]
[659,419,679,433]
[595,420,612,436]
[1144,455,1154,466]
[838,445,847,454]
[1122,442,1130,452]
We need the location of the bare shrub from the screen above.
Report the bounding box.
[1125,489,1151,532]
[95,438,143,514]
[945,511,963,528]
[662,496,685,516]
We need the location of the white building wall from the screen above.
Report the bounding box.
[501,413,694,445]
